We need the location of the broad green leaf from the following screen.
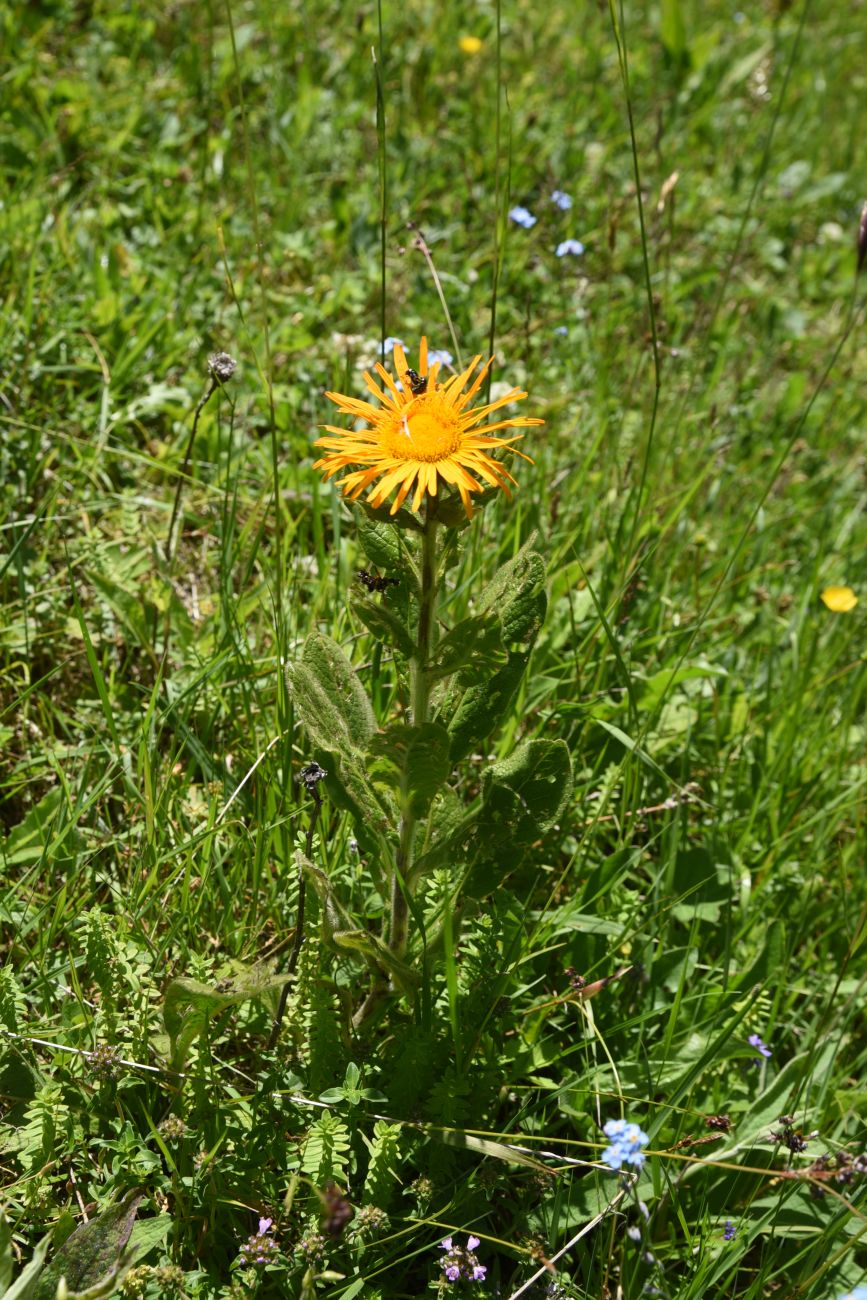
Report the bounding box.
[351,592,415,659]
[444,651,531,762]
[286,632,376,755]
[367,724,452,818]
[126,1215,172,1262]
[440,542,547,759]
[429,613,505,680]
[479,738,573,847]
[409,791,478,882]
[355,509,403,570]
[33,1191,142,1300]
[324,753,397,841]
[357,499,422,533]
[477,537,547,644]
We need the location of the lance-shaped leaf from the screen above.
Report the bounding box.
[366,724,452,819]
[33,1191,142,1300]
[408,789,478,882]
[286,632,376,755]
[477,536,547,644]
[429,613,505,681]
[332,930,422,996]
[286,632,394,844]
[441,540,548,759]
[163,967,293,1070]
[445,651,531,763]
[3,1230,51,1300]
[351,592,416,660]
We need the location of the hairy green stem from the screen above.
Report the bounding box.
[388,507,439,962]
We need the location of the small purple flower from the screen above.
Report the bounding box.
[509,205,536,229]
[723,1220,736,1241]
[439,1235,486,1284]
[551,190,573,210]
[748,1033,772,1059]
[258,1217,273,1234]
[428,348,454,368]
[554,325,568,336]
[556,239,585,257]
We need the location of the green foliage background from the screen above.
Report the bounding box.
[1,0,865,1296]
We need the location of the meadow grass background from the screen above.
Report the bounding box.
[1,0,866,1296]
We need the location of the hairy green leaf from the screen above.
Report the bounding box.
[367,723,452,818]
[429,612,505,680]
[33,1191,142,1300]
[445,650,531,762]
[287,632,376,753]
[351,592,415,659]
[478,738,572,846]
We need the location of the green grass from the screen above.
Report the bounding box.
[1,1,866,1297]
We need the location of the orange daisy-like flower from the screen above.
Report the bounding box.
[313,339,542,518]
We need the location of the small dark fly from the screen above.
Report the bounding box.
[405,367,428,395]
[357,569,400,594]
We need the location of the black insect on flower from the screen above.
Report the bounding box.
[357,569,400,594]
[299,762,327,793]
[405,367,428,395]
[772,1115,811,1153]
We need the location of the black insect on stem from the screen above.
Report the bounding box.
[269,761,327,1047]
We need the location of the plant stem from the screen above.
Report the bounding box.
[388,504,439,961]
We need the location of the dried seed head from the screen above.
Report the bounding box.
[858,201,867,275]
[208,351,238,383]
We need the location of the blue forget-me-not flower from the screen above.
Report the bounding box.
[601,1119,650,1171]
[509,206,537,229]
[556,238,585,257]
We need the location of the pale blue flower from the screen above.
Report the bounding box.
[554,325,568,336]
[428,348,454,367]
[556,239,585,257]
[509,205,536,229]
[602,1118,650,1171]
[551,190,573,210]
[382,336,405,352]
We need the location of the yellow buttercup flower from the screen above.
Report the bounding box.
[820,585,858,613]
[314,338,542,519]
[459,35,483,54]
